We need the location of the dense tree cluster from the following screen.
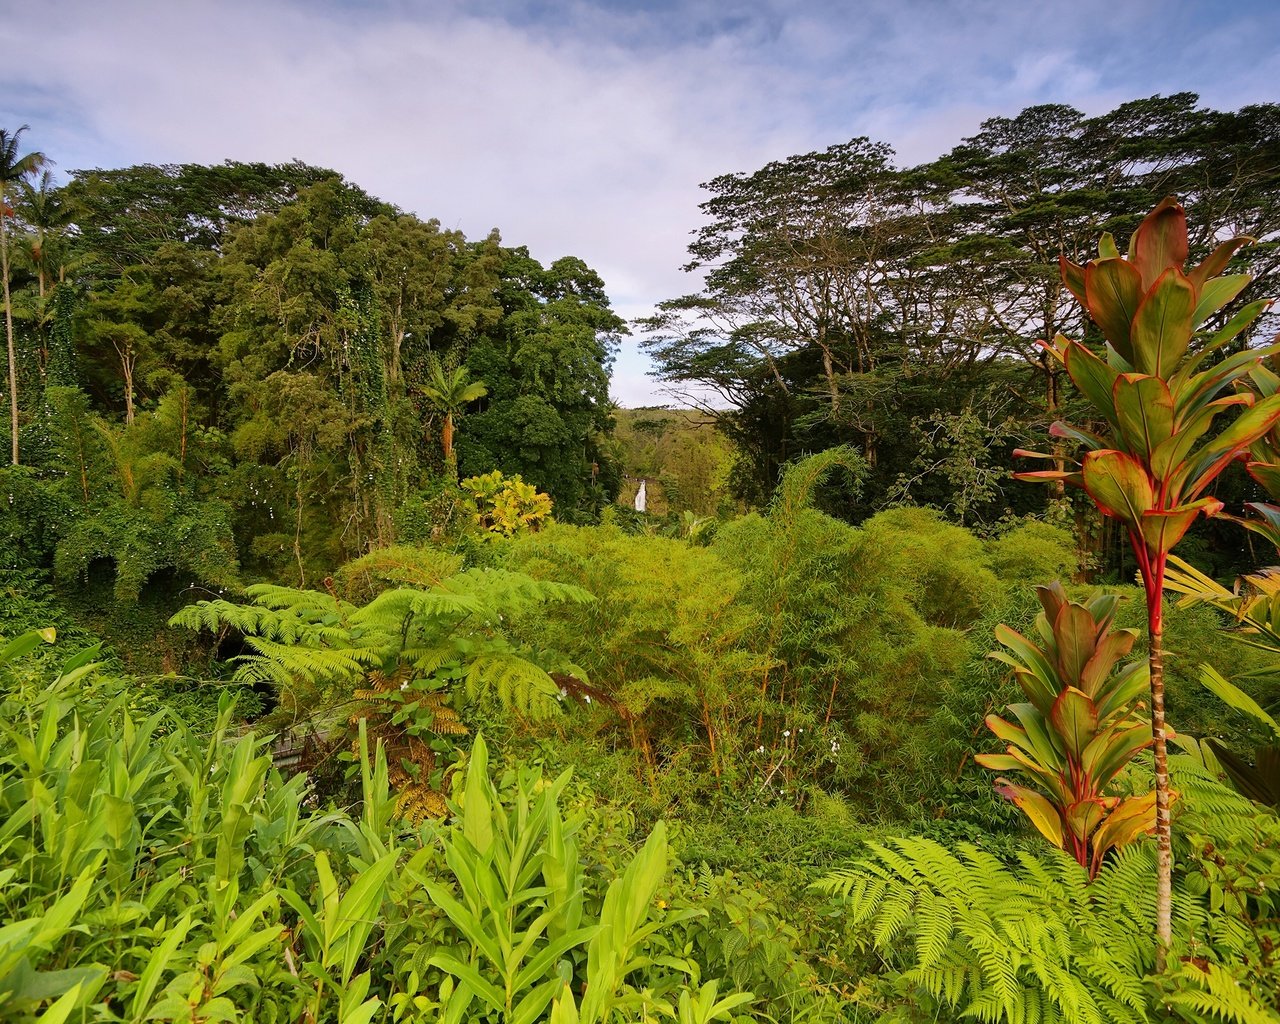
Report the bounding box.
[641,94,1280,570]
[0,155,623,591]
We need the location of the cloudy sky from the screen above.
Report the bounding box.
[4,0,1278,405]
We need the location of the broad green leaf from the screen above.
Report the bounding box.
[1112,374,1174,461]
[1192,272,1251,328]
[428,954,505,1013]
[1049,687,1098,760]
[1139,499,1222,555]
[1084,258,1143,362]
[1078,629,1137,697]
[1081,450,1153,528]
[1063,798,1106,844]
[1130,268,1194,376]
[1081,722,1153,790]
[1052,601,1098,686]
[1059,255,1086,305]
[1064,338,1121,424]
[1187,234,1253,290]
[1008,702,1065,765]
[1185,393,1280,497]
[463,735,494,854]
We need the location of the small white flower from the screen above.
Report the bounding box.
[584,695,591,704]
[756,745,765,754]
[783,730,791,738]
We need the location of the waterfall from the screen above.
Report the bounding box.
[634,479,647,512]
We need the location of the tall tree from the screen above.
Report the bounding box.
[0,125,45,464]
[419,355,486,473]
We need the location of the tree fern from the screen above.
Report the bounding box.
[171,564,594,811]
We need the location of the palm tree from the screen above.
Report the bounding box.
[418,355,486,473]
[0,126,46,465]
[19,169,69,299]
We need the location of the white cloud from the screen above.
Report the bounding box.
[3,0,1278,405]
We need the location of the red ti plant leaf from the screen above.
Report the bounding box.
[1081,450,1153,530]
[1192,273,1251,330]
[1187,235,1254,291]
[1060,254,1086,305]
[1089,791,1159,878]
[1050,687,1099,761]
[1064,341,1121,427]
[1130,268,1195,377]
[1084,259,1143,363]
[1128,196,1189,291]
[994,782,1065,850]
[1139,498,1224,556]
[1052,601,1098,686]
[1247,462,1280,498]
[1077,628,1138,698]
[1112,374,1174,463]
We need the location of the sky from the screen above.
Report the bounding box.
[4,0,1279,406]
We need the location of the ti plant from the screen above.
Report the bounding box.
[1015,197,1280,965]
[978,583,1156,879]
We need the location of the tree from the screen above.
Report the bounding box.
[418,354,486,472]
[1015,197,1280,967]
[0,125,46,464]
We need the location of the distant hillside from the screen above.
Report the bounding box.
[613,407,741,517]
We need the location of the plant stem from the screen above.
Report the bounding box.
[1136,539,1173,971]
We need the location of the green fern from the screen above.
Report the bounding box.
[171,566,594,732]
[816,770,1280,1024]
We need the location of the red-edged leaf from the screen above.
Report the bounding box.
[1112,374,1173,461]
[1012,470,1084,487]
[1085,258,1143,363]
[994,782,1065,849]
[1139,498,1223,555]
[974,753,1025,772]
[1130,267,1195,377]
[1060,254,1087,306]
[1064,340,1121,425]
[1052,602,1098,687]
[1077,629,1137,698]
[1012,448,1058,460]
[1081,722,1153,790]
[1128,196,1188,290]
[1187,235,1254,290]
[1063,798,1107,845]
[1050,687,1099,760]
[1192,273,1251,329]
[1049,420,1106,451]
[1247,463,1280,500]
[1081,450,1153,527]
[1089,791,1157,873]
[1185,393,1280,497]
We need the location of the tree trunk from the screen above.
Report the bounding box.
[2,186,17,465]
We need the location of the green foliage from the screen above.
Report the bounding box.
[818,762,1280,1022]
[978,583,1155,875]
[171,567,592,722]
[462,469,554,538]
